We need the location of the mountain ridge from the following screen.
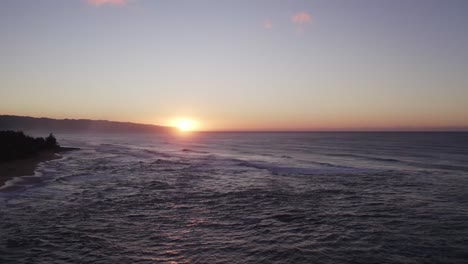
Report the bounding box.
[0,115,174,133]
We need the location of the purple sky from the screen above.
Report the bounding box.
[1,0,467,130]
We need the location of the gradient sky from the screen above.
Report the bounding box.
[1,0,467,131]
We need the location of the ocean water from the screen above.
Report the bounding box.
[1,132,468,263]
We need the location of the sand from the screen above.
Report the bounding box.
[0,147,79,187]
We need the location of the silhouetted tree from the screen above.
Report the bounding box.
[45,133,58,149]
[0,131,61,161]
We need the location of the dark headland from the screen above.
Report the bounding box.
[0,131,79,187]
[0,115,174,133]
[0,115,174,187]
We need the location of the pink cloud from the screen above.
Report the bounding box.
[264,19,273,29]
[86,0,127,6]
[291,12,311,24]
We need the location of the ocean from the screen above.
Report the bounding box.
[1,132,468,263]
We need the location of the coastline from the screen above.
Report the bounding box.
[0,147,79,187]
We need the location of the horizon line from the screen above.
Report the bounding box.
[2,114,468,133]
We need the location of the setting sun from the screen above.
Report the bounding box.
[174,119,198,132]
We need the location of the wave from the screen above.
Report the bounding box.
[326,153,402,163]
[405,162,468,173]
[181,148,209,154]
[327,153,468,172]
[143,149,173,158]
[235,160,378,176]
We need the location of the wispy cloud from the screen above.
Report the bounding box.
[264,19,273,30]
[291,12,311,25]
[86,0,127,6]
[291,12,311,33]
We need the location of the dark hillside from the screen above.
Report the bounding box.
[0,115,174,133]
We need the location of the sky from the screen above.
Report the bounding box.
[0,0,467,131]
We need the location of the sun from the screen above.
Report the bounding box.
[174,119,197,132]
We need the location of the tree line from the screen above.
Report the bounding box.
[0,131,60,161]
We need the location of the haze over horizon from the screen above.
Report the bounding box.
[1,0,467,131]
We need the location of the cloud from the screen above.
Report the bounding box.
[291,12,311,25]
[86,0,127,6]
[264,19,273,30]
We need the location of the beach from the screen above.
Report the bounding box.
[0,147,79,188]
[0,151,61,187]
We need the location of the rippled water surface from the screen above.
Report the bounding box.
[1,132,468,263]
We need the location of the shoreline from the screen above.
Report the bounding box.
[0,147,79,187]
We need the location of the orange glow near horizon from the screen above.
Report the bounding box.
[171,118,199,132]
[3,112,467,132]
